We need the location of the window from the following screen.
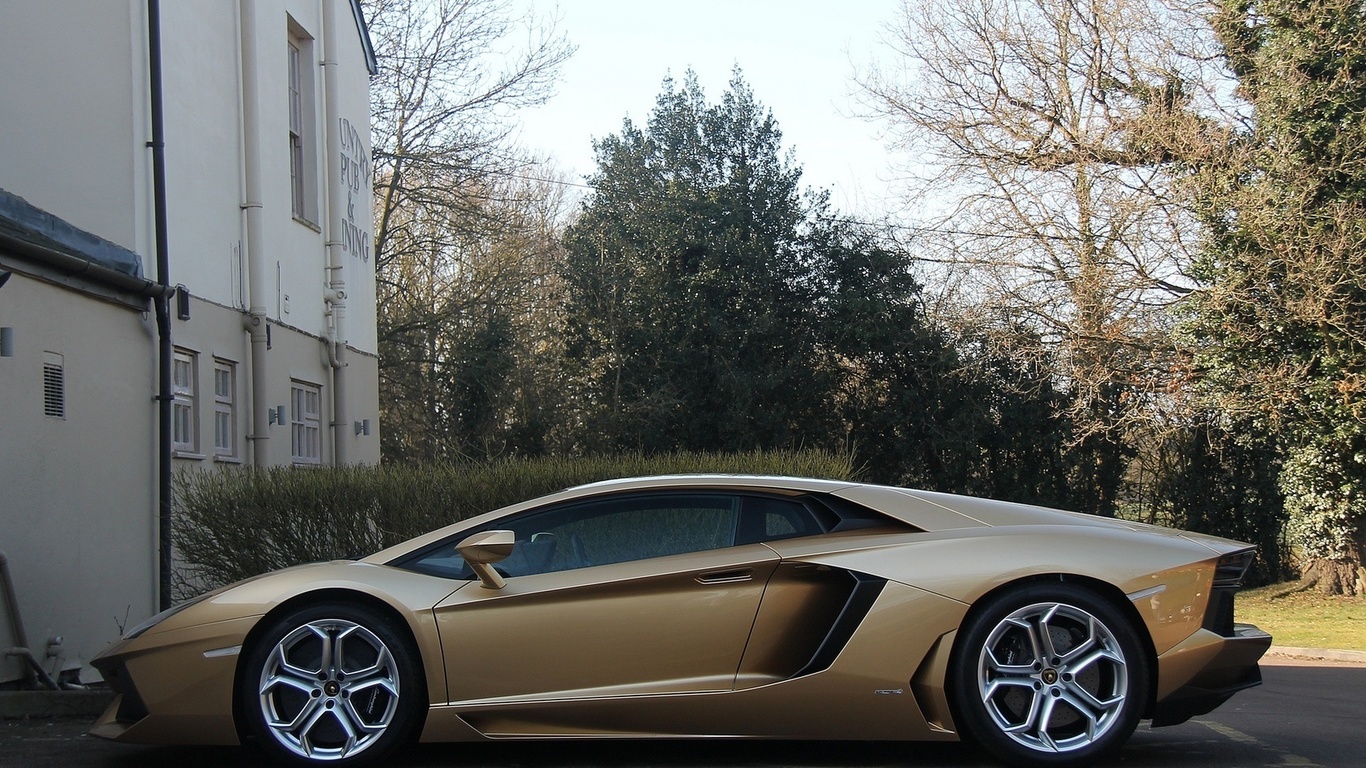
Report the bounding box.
[287,39,304,217]
[172,350,198,454]
[404,494,743,580]
[287,24,317,224]
[212,360,237,459]
[290,381,321,464]
[42,352,65,419]
[397,491,887,583]
[735,496,827,543]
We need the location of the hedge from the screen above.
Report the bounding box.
[172,450,858,598]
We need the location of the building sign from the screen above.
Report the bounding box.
[339,117,371,263]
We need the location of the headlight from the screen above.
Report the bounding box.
[123,589,220,639]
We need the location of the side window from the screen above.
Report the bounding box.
[736,496,828,544]
[403,494,740,580]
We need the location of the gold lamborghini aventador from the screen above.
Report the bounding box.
[90,475,1271,767]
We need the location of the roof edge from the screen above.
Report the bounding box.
[0,187,170,302]
[349,0,378,75]
[0,188,145,279]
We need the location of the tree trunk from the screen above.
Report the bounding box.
[1304,555,1364,597]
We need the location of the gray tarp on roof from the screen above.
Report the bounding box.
[0,187,144,278]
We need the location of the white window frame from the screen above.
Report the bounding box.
[212,360,237,459]
[290,381,322,465]
[287,22,318,225]
[172,350,199,455]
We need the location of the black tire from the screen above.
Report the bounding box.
[949,582,1149,767]
[238,600,426,766]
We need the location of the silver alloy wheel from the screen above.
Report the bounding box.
[976,601,1128,753]
[258,619,401,761]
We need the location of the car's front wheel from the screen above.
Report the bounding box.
[238,601,425,766]
[950,582,1148,766]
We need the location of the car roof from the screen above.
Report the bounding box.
[362,474,1198,566]
[363,475,863,564]
[563,474,862,495]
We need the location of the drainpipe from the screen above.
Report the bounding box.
[321,0,349,465]
[0,551,66,690]
[0,551,38,688]
[238,0,270,466]
[146,0,174,611]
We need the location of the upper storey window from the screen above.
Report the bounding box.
[287,21,318,225]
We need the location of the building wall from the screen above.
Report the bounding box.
[0,275,159,673]
[159,0,380,469]
[0,1,149,255]
[0,0,379,677]
[160,1,246,311]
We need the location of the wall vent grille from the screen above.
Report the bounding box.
[42,354,65,419]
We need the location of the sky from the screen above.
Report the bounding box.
[512,1,905,214]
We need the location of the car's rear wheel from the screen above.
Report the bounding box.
[239,601,425,766]
[950,582,1148,766]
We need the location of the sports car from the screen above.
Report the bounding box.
[90,475,1271,767]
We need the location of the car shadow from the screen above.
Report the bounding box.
[402,739,992,767]
[97,739,987,768]
[90,723,1286,768]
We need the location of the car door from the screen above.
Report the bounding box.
[428,492,781,704]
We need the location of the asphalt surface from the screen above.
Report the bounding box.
[2,657,1360,768]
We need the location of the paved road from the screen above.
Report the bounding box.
[3,657,1359,768]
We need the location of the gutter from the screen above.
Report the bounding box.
[0,230,171,300]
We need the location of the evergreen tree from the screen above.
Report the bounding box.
[562,71,836,452]
[1191,0,1366,593]
[561,69,1079,501]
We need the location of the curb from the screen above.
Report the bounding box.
[1266,645,1366,664]
[0,690,114,720]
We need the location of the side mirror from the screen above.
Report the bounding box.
[457,530,515,589]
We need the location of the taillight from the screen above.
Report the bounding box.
[1214,550,1255,588]
[1204,549,1255,637]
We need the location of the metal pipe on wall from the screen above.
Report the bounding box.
[238,0,271,466]
[0,551,37,688]
[146,0,174,611]
[321,0,350,465]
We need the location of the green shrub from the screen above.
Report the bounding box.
[173,450,857,598]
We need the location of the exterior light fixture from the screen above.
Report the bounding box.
[1,273,12,356]
[175,285,190,320]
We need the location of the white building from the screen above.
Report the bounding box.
[0,0,380,683]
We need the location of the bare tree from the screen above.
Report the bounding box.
[367,0,571,258]
[860,0,1230,513]
[362,0,574,460]
[378,169,572,461]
